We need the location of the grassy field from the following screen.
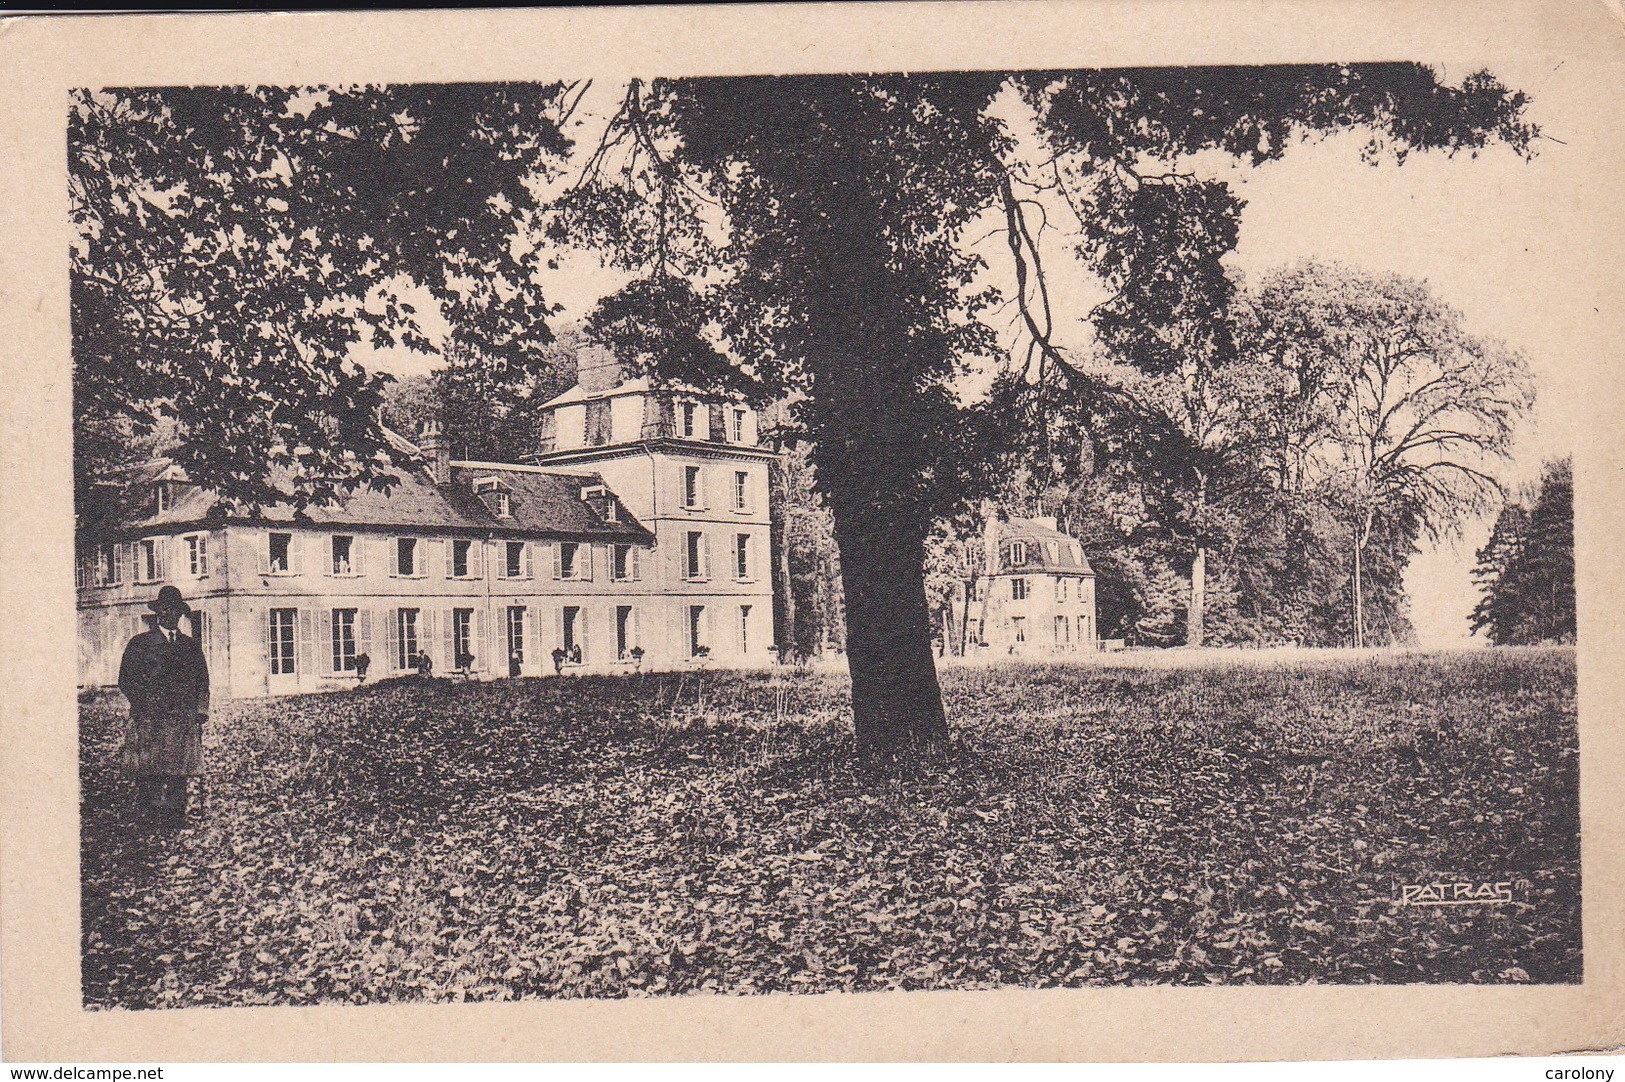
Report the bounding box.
[80,647,1580,1009]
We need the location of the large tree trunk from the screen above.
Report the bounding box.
[1187,545,1207,647]
[831,515,949,750]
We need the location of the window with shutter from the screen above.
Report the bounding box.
[268,532,293,575]
[357,610,373,665]
[331,535,355,576]
[420,610,438,668]
[383,609,400,672]
[297,609,315,677]
[688,604,706,657]
[616,605,636,659]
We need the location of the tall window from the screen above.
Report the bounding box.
[97,542,120,586]
[1056,577,1068,602]
[331,535,354,576]
[733,471,750,511]
[680,401,698,438]
[184,533,208,577]
[616,605,636,660]
[452,608,474,668]
[557,542,580,580]
[268,532,292,574]
[504,540,528,579]
[563,606,584,658]
[1010,541,1027,566]
[1011,578,1029,601]
[685,531,708,580]
[154,481,171,513]
[332,608,358,672]
[1055,615,1069,645]
[683,465,703,509]
[269,608,297,675]
[451,538,472,578]
[506,606,526,665]
[136,539,160,583]
[396,537,418,577]
[1078,614,1091,643]
[611,543,637,582]
[688,605,707,657]
[739,604,752,655]
[734,533,751,580]
[730,407,747,444]
[493,491,512,518]
[396,608,420,670]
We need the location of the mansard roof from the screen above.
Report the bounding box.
[83,459,651,543]
[992,516,1095,575]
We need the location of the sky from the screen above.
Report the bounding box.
[359,57,1608,647]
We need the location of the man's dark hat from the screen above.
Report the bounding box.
[147,585,192,614]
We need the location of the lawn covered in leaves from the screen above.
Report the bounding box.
[80,647,1580,1008]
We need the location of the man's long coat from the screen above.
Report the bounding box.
[117,625,209,776]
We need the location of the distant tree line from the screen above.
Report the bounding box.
[776,260,1534,653]
[1471,457,1575,645]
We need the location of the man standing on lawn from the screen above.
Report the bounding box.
[117,585,209,829]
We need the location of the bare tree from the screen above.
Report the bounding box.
[1256,261,1534,647]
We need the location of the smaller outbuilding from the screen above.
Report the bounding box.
[967,515,1097,656]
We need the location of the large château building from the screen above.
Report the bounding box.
[75,351,777,698]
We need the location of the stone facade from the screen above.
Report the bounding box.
[967,515,1098,655]
[75,363,777,698]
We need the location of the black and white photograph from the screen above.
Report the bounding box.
[4,0,1623,1064]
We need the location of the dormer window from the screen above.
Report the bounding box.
[154,481,171,514]
[1010,540,1027,566]
[582,484,619,523]
[730,407,747,444]
[680,401,698,438]
[474,477,513,519]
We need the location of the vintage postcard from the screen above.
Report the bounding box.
[2,0,1623,1062]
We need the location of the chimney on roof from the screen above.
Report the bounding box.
[418,419,451,486]
[577,344,626,395]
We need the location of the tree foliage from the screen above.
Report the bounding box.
[1471,458,1575,645]
[71,83,576,512]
